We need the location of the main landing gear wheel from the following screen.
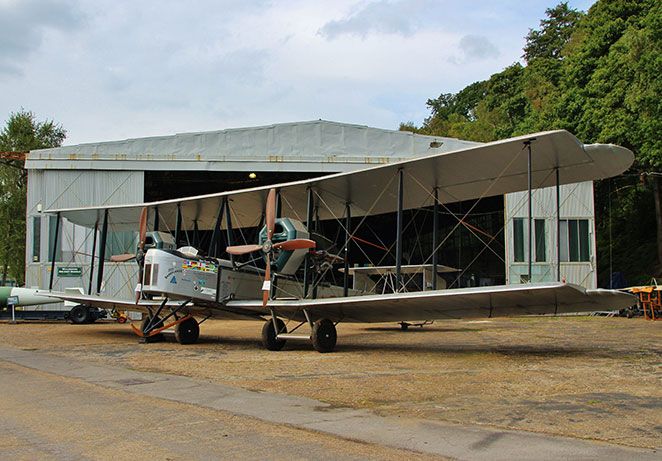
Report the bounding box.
[69,305,91,324]
[262,318,287,351]
[140,315,165,343]
[175,317,200,345]
[312,319,337,353]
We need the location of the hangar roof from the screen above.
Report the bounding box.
[25,120,478,173]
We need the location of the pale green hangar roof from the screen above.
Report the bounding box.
[25,120,479,173]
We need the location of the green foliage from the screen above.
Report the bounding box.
[594,178,657,286]
[0,110,66,285]
[405,0,661,284]
[523,2,584,62]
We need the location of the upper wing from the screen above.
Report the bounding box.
[226,283,635,322]
[46,130,633,230]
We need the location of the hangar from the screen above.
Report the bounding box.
[23,120,597,308]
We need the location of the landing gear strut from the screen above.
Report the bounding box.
[140,315,165,343]
[260,313,337,353]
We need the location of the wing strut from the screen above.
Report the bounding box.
[395,168,404,291]
[555,167,561,282]
[343,203,351,297]
[49,211,61,290]
[174,203,182,247]
[87,220,98,295]
[208,198,226,258]
[303,187,314,298]
[96,209,109,294]
[224,196,234,267]
[432,187,439,290]
[525,138,535,283]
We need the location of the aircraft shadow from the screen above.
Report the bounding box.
[332,342,610,358]
[361,326,480,333]
[75,325,619,358]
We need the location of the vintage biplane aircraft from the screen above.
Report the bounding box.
[38,130,635,352]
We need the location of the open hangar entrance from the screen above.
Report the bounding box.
[144,169,505,290]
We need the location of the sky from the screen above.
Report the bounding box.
[0,0,595,146]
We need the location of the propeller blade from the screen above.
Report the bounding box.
[110,254,136,262]
[265,188,276,241]
[226,244,263,255]
[262,253,271,307]
[272,239,317,251]
[138,207,148,250]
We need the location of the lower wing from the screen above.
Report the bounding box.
[227,283,634,322]
[39,283,634,323]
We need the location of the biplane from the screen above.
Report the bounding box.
[38,130,635,352]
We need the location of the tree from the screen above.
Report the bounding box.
[560,0,661,280]
[0,110,66,285]
[402,0,661,284]
[523,2,584,63]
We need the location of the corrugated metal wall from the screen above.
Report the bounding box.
[25,170,144,307]
[504,181,596,288]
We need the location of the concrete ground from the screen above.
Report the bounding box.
[0,316,660,459]
[0,358,441,461]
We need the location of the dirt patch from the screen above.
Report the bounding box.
[1,316,660,448]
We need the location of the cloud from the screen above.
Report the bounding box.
[0,1,536,145]
[318,0,433,40]
[0,0,83,76]
[458,34,499,60]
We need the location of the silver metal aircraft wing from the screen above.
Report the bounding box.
[40,283,635,323]
[45,130,633,230]
[35,291,264,321]
[228,283,635,322]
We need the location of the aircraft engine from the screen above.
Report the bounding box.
[258,218,310,275]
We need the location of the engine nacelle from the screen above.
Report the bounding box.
[259,218,310,275]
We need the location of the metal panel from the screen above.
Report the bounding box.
[25,170,144,295]
[25,262,138,311]
[25,120,478,172]
[41,170,143,210]
[505,181,596,289]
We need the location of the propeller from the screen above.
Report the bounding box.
[225,188,316,306]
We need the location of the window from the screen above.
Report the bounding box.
[48,215,62,262]
[32,216,41,262]
[535,219,546,262]
[513,218,524,262]
[513,218,546,262]
[560,219,590,262]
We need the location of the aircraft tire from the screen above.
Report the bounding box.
[69,305,91,324]
[175,317,200,345]
[140,315,165,342]
[261,318,287,351]
[312,319,336,353]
